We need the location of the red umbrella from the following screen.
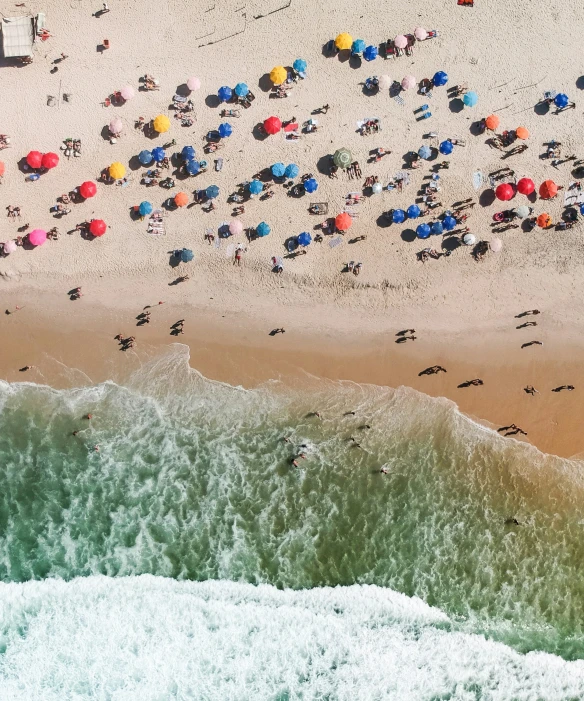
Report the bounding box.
[41,152,59,169]
[89,219,107,236]
[335,212,352,231]
[263,116,282,135]
[79,181,97,199]
[517,177,535,195]
[495,183,515,201]
[26,150,43,169]
[539,179,558,199]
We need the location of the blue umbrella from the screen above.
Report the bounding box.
[139,201,153,216]
[206,185,219,199]
[185,159,200,176]
[433,71,448,87]
[271,162,286,178]
[416,223,431,239]
[181,248,194,263]
[248,179,263,195]
[351,39,366,55]
[234,82,249,97]
[463,91,478,107]
[554,93,569,109]
[303,178,318,193]
[138,149,153,165]
[407,204,421,219]
[392,209,406,224]
[152,147,166,162]
[298,232,312,246]
[284,163,299,179]
[218,86,232,102]
[431,221,444,235]
[439,140,453,155]
[218,123,233,138]
[257,222,270,237]
[363,45,378,62]
[293,58,307,73]
[418,145,432,160]
[443,215,457,231]
[580,204,584,216]
[182,146,196,160]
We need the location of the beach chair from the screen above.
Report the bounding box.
[405,35,415,56]
[393,94,405,107]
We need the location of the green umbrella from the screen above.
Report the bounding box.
[333,148,352,169]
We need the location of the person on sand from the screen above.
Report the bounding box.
[85,414,93,420]
[72,430,79,436]
[524,386,539,396]
[552,385,575,392]
[19,365,34,371]
[5,305,22,315]
[380,466,389,475]
[521,341,543,348]
[93,445,100,452]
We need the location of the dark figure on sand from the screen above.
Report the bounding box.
[419,365,447,376]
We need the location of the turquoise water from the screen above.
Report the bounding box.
[2,346,584,698]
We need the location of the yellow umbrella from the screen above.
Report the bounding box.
[153,115,170,133]
[109,162,126,179]
[335,33,353,50]
[269,66,287,85]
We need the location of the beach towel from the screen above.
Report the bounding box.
[458,0,473,6]
[393,95,405,106]
[329,236,343,248]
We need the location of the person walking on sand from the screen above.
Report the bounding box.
[524,386,539,396]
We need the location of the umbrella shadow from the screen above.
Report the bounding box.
[167,251,181,268]
[284,236,298,252]
[449,98,464,114]
[479,189,496,207]
[442,235,461,251]
[337,50,351,64]
[128,155,143,171]
[175,83,190,97]
[376,213,392,229]
[534,101,550,116]
[401,228,417,243]
[252,123,268,141]
[142,123,159,140]
[100,125,113,142]
[349,55,362,70]
[258,74,273,92]
[316,154,333,175]
[205,94,220,108]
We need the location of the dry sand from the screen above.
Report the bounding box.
[1,0,584,457]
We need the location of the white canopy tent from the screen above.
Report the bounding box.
[1,14,45,58]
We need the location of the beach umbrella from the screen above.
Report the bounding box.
[153,115,170,133]
[26,151,43,169]
[490,238,502,253]
[248,179,263,195]
[139,201,153,216]
[174,192,189,207]
[394,35,408,49]
[270,66,287,85]
[335,212,352,231]
[138,149,153,165]
[401,75,416,91]
[89,219,107,237]
[152,147,166,162]
[463,233,476,246]
[516,126,529,140]
[333,147,352,168]
[182,145,196,161]
[431,221,444,235]
[109,117,123,135]
[3,240,17,254]
[414,27,427,40]
[539,180,558,199]
[121,85,135,100]
[372,182,383,194]
[433,71,448,87]
[284,163,299,179]
[416,223,431,239]
[537,213,551,228]
[206,185,220,199]
[392,209,406,224]
[109,162,126,179]
[496,183,515,201]
[407,204,421,219]
[485,114,500,130]
[298,232,312,246]
[293,58,307,73]
[229,219,244,236]
[187,77,201,91]
[351,39,365,55]
[218,123,233,138]
[257,221,271,237]
[234,82,249,97]
[514,205,531,219]
[335,33,353,50]
[185,159,200,175]
[363,45,378,62]
[263,116,282,135]
[439,140,453,155]
[463,91,478,107]
[517,177,535,195]
[580,204,584,216]
[304,177,318,193]
[41,152,59,169]
[554,93,569,109]
[181,248,194,263]
[79,181,97,198]
[218,86,232,102]
[443,215,457,231]
[271,162,286,178]
[28,229,47,246]
[378,75,392,90]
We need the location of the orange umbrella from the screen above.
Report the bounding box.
[537,213,551,228]
[335,212,352,231]
[516,126,529,140]
[539,180,558,199]
[174,192,189,207]
[485,114,500,130]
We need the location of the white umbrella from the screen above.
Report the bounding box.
[3,240,17,254]
[463,233,476,246]
[187,77,201,91]
[401,75,416,90]
[394,35,408,49]
[109,117,123,135]
[514,205,531,219]
[490,238,502,253]
[372,182,383,194]
[229,219,243,236]
[414,27,427,41]
[378,75,392,91]
[120,85,134,100]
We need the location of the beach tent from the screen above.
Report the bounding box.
[1,15,43,58]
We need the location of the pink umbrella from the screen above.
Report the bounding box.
[378,75,392,90]
[229,219,244,236]
[3,240,17,254]
[401,75,416,90]
[187,77,201,91]
[120,85,135,100]
[414,27,427,41]
[109,117,123,134]
[28,229,47,246]
[490,238,502,253]
[394,35,408,49]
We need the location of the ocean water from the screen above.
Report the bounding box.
[1,345,584,699]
